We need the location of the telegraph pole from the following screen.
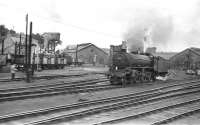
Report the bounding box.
[25,14,28,82]
[27,22,32,82]
[28,22,32,67]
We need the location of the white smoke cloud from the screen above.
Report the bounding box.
[124,9,174,52]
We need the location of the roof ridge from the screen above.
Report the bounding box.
[189,47,200,50]
[78,43,91,46]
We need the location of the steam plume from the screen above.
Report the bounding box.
[124,9,174,52]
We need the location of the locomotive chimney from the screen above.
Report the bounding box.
[121,41,127,52]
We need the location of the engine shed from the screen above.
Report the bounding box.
[64,43,109,66]
[170,47,200,70]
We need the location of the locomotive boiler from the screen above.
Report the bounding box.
[112,52,153,68]
[108,45,169,85]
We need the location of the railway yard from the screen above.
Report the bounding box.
[0,67,199,125]
[1,0,200,124]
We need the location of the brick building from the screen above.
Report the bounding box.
[64,43,108,66]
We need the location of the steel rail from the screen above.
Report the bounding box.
[0,78,108,95]
[97,96,200,125]
[1,79,200,123]
[0,82,118,102]
[151,107,200,125]
[0,72,104,82]
[22,84,200,125]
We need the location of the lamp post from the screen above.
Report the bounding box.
[25,14,29,82]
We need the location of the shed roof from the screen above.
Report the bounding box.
[64,43,108,55]
[170,47,200,60]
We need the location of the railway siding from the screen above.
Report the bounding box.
[69,93,200,125]
[1,79,200,124]
[94,93,200,125]
[1,71,200,125]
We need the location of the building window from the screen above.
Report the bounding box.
[91,49,94,52]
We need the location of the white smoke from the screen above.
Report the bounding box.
[124,9,174,52]
[143,26,153,52]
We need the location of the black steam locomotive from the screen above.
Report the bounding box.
[108,45,169,85]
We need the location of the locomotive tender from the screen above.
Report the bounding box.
[108,45,169,85]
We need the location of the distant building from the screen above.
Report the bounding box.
[0,34,40,64]
[1,34,39,55]
[64,43,108,66]
[170,47,200,70]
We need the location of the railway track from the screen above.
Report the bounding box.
[0,79,118,102]
[95,93,200,125]
[0,72,105,82]
[0,76,107,93]
[26,87,200,125]
[152,106,200,125]
[1,79,200,124]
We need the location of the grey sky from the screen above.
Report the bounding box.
[0,0,200,52]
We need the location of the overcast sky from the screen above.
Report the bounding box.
[0,0,200,52]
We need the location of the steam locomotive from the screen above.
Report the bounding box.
[108,45,169,85]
